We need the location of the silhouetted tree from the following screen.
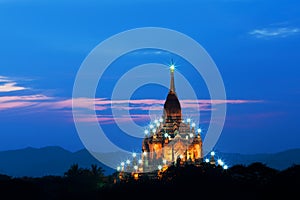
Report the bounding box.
[0,162,299,199]
[90,164,105,177]
[64,163,82,178]
[0,174,11,181]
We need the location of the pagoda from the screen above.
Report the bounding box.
[141,64,203,172]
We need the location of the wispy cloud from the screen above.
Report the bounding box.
[0,94,52,110]
[0,76,11,82]
[0,82,28,92]
[0,75,264,124]
[0,94,52,102]
[129,49,170,56]
[69,98,263,123]
[0,94,263,124]
[67,98,262,112]
[0,75,28,92]
[74,113,151,124]
[249,27,300,38]
[0,75,52,110]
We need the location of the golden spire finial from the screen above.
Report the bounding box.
[169,60,175,93]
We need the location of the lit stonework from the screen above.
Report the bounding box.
[116,64,229,181]
[141,64,203,172]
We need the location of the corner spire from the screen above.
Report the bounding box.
[169,62,175,93]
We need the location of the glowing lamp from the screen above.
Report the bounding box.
[191,122,196,127]
[149,124,154,129]
[132,153,137,158]
[117,166,121,171]
[144,130,149,135]
[138,159,142,164]
[143,152,147,156]
[197,128,202,133]
[217,159,224,166]
[205,158,209,163]
[126,160,130,165]
[121,162,125,166]
[158,165,162,170]
[133,173,139,180]
[187,118,191,123]
[210,151,215,156]
[159,118,163,123]
[134,165,138,170]
[189,133,194,138]
[164,133,169,138]
[223,165,228,170]
[170,64,175,72]
[154,119,158,124]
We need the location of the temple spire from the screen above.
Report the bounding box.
[169,63,175,93]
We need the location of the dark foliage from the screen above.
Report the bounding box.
[0,162,299,199]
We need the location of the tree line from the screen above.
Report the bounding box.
[0,162,299,199]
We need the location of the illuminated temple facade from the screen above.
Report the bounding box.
[116,66,229,180]
[141,64,203,172]
[115,64,233,182]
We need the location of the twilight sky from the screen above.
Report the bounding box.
[0,0,299,154]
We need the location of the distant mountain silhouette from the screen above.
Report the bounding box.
[0,146,299,177]
[0,146,115,177]
[216,148,300,170]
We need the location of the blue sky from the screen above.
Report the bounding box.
[0,0,299,154]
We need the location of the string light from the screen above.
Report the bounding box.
[158,165,162,170]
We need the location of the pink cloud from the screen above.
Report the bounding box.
[66,98,262,111]
[0,82,27,92]
[0,75,31,92]
[0,94,53,111]
[0,101,36,110]
[0,95,51,102]
[72,113,151,124]
[0,94,264,124]
[68,98,263,124]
